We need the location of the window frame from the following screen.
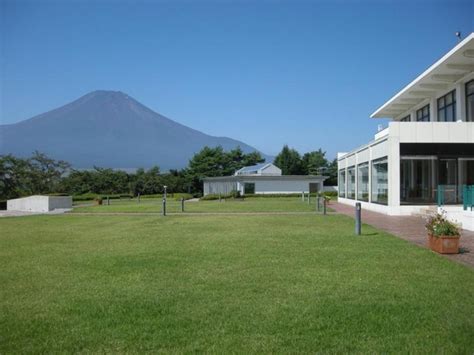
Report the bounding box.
[466,80,474,122]
[356,162,369,202]
[371,157,388,205]
[416,104,430,122]
[437,90,456,122]
[338,169,346,198]
[347,166,356,200]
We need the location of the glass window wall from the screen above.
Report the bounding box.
[357,163,369,201]
[338,169,346,198]
[416,104,430,122]
[371,158,388,205]
[347,166,356,199]
[437,90,456,122]
[466,80,474,122]
[400,157,438,204]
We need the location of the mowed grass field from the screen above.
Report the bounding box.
[1,212,473,353]
[72,196,329,213]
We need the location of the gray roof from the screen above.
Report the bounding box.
[237,163,270,173]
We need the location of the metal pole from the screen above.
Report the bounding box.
[355,202,361,235]
[316,196,320,212]
[219,193,221,202]
[323,198,327,215]
[162,198,166,216]
[308,193,310,204]
[107,196,110,205]
[302,191,304,202]
[181,197,185,212]
[138,193,140,203]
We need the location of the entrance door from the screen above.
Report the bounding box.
[309,183,319,194]
[439,159,458,204]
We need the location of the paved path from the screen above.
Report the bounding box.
[331,202,474,268]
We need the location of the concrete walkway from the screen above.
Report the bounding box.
[331,202,474,268]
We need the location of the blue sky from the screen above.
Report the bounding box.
[1,0,473,159]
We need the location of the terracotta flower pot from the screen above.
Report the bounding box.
[428,234,460,254]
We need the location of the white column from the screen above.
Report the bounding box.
[456,82,466,122]
[368,145,372,203]
[430,97,437,122]
[388,136,400,213]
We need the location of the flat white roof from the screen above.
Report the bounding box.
[371,32,474,119]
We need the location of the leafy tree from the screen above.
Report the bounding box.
[273,145,303,175]
[185,146,265,193]
[301,149,328,175]
[324,158,338,186]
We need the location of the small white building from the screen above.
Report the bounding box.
[337,33,474,216]
[203,163,326,196]
[7,195,72,213]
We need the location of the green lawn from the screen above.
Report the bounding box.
[72,196,329,213]
[1,213,473,353]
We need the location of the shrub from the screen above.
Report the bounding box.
[172,193,193,201]
[323,191,338,198]
[425,211,460,237]
[243,193,302,198]
[94,196,103,205]
[73,193,99,202]
[200,193,229,201]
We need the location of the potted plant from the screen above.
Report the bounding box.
[425,211,461,254]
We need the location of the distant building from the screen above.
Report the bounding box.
[203,163,326,196]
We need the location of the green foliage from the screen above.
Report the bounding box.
[200,193,232,201]
[172,193,193,201]
[273,145,303,175]
[185,146,264,193]
[425,211,461,237]
[0,152,70,200]
[301,149,327,175]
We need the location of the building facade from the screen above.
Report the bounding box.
[338,33,474,215]
[203,163,326,196]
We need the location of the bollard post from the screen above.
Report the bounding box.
[316,196,320,212]
[181,197,185,212]
[308,193,311,205]
[323,198,327,215]
[355,202,361,235]
[162,198,166,216]
[302,191,304,202]
[107,196,110,206]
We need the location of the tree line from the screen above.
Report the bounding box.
[0,146,336,200]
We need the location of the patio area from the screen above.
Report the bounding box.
[332,201,474,268]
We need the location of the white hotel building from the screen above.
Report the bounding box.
[337,33,474,215]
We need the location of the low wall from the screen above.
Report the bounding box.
[7,196,72,212]
[338,197,435,216]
